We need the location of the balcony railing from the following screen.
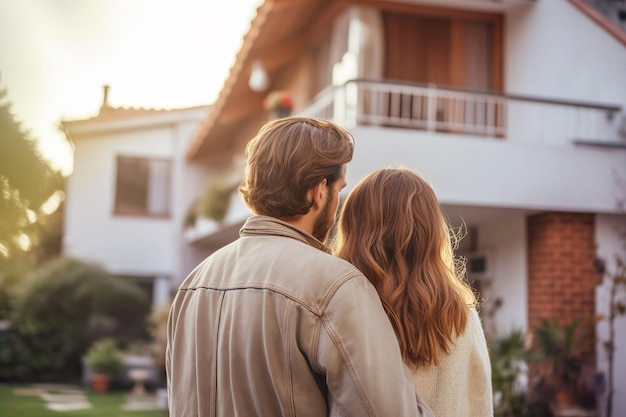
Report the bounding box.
[300,79,623,146]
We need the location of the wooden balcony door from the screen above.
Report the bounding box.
[381,10,504,135]
[383,11,502,90]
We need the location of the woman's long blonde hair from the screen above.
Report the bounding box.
[333,168,476,367]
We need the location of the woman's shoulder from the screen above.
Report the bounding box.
[462,307,488,339]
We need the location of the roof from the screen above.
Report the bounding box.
[186,0,533,160]
[62,103,211,138]
[62,83,210,131]
[186,0,347,160]
[63,103,210,124]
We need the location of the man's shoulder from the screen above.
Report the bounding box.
[277,235,362,277]
[178,233,372,308]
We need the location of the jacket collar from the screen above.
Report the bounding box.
[240,215,332,254]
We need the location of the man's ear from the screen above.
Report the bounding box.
[310,179,328,210]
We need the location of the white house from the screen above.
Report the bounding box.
[63,0,626,414]
[182,0,626,415]
[62,86,215,306]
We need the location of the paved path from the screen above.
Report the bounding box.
[14,384,92,411]
[12,383,166,412]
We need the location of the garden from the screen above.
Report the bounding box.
[0,256,171,415]
[0,87,171,415]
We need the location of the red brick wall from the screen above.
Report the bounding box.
[527,212,596,355]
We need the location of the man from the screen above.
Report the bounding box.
[166,117,433,417]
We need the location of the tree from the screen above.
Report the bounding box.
[0,82,63,259]
[0,81,64,329]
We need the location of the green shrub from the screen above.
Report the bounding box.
[0,256,149,382]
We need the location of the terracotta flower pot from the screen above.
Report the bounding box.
[91,373,111,393]
[555,389,577,407]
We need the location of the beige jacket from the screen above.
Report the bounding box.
[412,308,494,417]
[166,216,432,417]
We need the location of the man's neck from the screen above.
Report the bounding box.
[279,214,314,236]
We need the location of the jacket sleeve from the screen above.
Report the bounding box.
[315,274,434,417]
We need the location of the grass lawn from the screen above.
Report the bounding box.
[0,384,169,417]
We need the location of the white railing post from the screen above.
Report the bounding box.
[298,79,621,145]
[427,83,437,133]
[486,97,494,137]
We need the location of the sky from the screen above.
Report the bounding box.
[0,0,263,175]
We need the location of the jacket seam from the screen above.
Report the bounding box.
[317,274,377,416]
[321,314,376,417]
[310,317,322,374]
[179,273,361,317]
[284,302,296,417]
[209,291,224,417]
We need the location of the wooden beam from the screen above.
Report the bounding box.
[271,0,317,12]
[249,0,345,73]
[354,0,503,21]
[249,35,307,72]
[303,0,350,45]
[218,97,264,126]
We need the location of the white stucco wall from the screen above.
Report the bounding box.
[595,214,626,417]
[506,0,626,108]
[64,126,177,276]
[348,126,625,214]
[477,215,528,336]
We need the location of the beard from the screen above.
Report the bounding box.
[311,194,335,243]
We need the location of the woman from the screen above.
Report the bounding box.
[333,167,493,417]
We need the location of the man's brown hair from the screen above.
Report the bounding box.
[239,117,354,218]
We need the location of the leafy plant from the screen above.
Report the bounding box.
[262,90,293,113]
[531,318,589,405]
[85,338,124,375]
[184,180,238,227]
[489,329,533,417]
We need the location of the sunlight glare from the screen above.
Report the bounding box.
[42,190,65,215]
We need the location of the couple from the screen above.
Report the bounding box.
[166,117,492,417]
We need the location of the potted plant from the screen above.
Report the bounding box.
[85,337,124,393]
[263,90,293,119]
[532,319,587,408]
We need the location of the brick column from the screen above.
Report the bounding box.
[527,212,596,357]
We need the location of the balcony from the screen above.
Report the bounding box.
[184,190,252,248]
[187,79,625,248]
[301,79,624,148]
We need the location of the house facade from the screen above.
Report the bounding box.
[183,0,626,415]
[62,88,214,306]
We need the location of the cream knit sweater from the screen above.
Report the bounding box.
[411,308,493,417]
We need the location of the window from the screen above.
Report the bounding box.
[114,156,171,217]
